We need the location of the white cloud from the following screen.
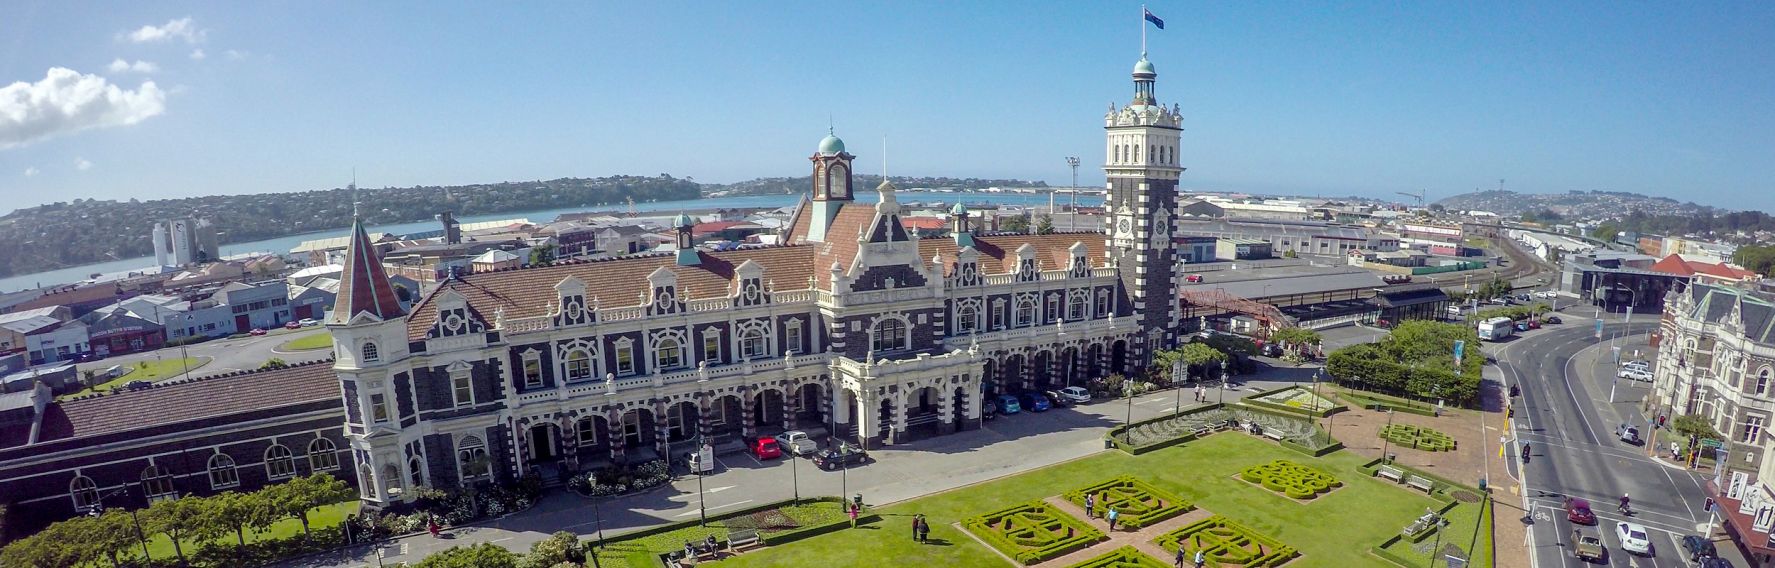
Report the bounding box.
[0,67,167,149]
[23,167,38,177]
[125,17,205,44]
[224,49,249,61]
[75,158,93,171]
[189,49,206,60]
[107,58,160,74]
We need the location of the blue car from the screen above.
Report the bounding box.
[1018,392,1051,412]
[996,394,1022,415]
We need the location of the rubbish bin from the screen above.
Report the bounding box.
[1105,439,1115,449]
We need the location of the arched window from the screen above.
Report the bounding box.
[142,465,175,501]
[409,457,425,488]
[70,476,99,511]
[208,454,239,489]
[739,327,769,359]
[655,336,684,370]
[565,349,592,381]
[358,464,376,499]
[383,463,404,497]
[458,436,490,480]
[956,304,978,334]
[1016,298,1037,327]
[1759,368,1772,396]
[265,444,297,480]
[361,342,380,363]
[308,438,339,471]
[1068,294,1087,321]
[872,318,908,352]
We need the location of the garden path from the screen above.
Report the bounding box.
[1037,496,1212,566]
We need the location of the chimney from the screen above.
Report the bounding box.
[440,211,462,245]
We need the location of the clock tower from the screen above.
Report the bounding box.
[1104,54,1185,363]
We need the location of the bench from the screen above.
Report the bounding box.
[1262,429,1286,442]
[728,529,762,553]
[1376,465,1405,483]
[1193,426,1215,438]
[1405,475,1436,494]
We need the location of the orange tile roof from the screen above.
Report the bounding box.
[35,360,339,444]
[901,217,948,230]
[1650,254,1757,281]
[814,203,881,287]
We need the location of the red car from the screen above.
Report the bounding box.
[1564,497,1596,525]
[249,328,268,336]
[283,321,302,330]
[751,437,782,460]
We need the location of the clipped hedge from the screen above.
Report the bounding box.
[1064,545,1171,568]
[1379,424,1457,452]
[1105,403,1228,454]
[1062,476,1192,529]
[962,500,1106,565]
[1239,460,1343,500]
[1242,386,1347,418]
[1154,515,1298,568]
[1336,390,1440,417]
[1279,438,1345,458]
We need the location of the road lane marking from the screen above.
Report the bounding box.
[674,499,755,517]
[707,485,735,493]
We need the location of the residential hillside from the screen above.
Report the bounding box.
[1434,189,1710,219]
[705,174,1047,196]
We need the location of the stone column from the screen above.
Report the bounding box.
[937,381,957,433]
[698,396,715,441]
[740,388,758,439]
[782,384,799,432]
[853,389,874,449]
[653,400,671,458]
[887,388,908,445]
[608,409,626,465]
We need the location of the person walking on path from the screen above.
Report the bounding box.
[1174,546,1187,567]
[1084,494,1095,519]
[1193,550,1206,568]
[1106,507,1120,531]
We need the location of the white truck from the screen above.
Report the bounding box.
[1477,317,1516,341]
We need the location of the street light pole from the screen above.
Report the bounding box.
[1065,157,1080,231]
[1380,409,1396,462]
[1124,382,1135,443]
[589,495,605,568]
[695,434,707,526]
[790,450,800,505]
[1218,361,1228,405]
[1173,358,1184,416]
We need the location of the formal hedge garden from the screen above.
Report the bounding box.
[1064,545,1171,568]
[1154,515,1298,568]
[1378,424,1457,452]
[961,500,1106,565]
[1238,459,1342,501]
[1061,476,1192,530]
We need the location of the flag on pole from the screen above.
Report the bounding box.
[1144,7,1165,29]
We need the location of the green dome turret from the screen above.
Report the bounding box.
[818,133,846,155]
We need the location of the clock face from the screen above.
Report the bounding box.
[1118,219,1131,234]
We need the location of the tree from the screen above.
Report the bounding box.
[1283,249,1298,258]
[1034,215,1055,235]
[414,543,520,568]
[1269,327,1321,355]
[143,495,208,564]
[1590,222,1621,243]
[260,358,289,370]
[1672,414,1722,442]
[1733,244,1775,277]
[394,283,413,302]
[270,474,354,539]
[208,490,272,548]
[517,531,584,568]
[1179,343,1228,380]
[529,243,558,266]
[1000,214,1031,233]
[87,509,143,567]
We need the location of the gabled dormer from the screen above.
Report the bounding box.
[555,276,594,327]
[954,246,982,287]
[646,266,681,316]
[732,259,769,308]
[1068,242,1091,278]
[428,289,487,339]
[1014,243,1039,282]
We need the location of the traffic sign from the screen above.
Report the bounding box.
[1702,438,1724,449]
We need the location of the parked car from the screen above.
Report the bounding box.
[1565,497,1597,525]
[1697,557,1736,568]
[1515,322,1531,332]
[774,431,819,456]
[1572,529,1606,562]
[249,328,268,336]
[1619,368,1653,382]
[1680,534,1718,561]
[123,380,153,391]
[299,318,320,327]
[982,400,997,420]
[750,437,782,460]
[1041,390,1071,408]
[1544,315,1563,324]
[1057,386,1092,404]
[1617,424,1641,445]
[1528,319,1542,329]
[812,443,870,471]
[687,449,715,474]
[1616,522,1652,555]
[996,394,1022,415]
[1019,392,1051,412]
[1186,274,1205,283]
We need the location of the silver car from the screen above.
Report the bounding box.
[773,431,819,457]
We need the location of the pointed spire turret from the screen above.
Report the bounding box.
[329,216,406,324]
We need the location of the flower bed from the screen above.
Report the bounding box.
[1065,545,1172,568]
[567,458,672,497]
[589,498,857,567]
[1378,424,1456,452]
[353,476,542,539]
[1238,459,1342,500]
[962,500,1106,565]
[1062,476,1192,529]
[1154,515,1298,568]
[1245,386,1345,418]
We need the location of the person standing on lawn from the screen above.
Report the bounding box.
[849,503,859,527]
[912,514,920,541]
[918,517,930,543]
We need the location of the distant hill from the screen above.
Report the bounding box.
[1433,189,1712,219]
[0,173,1048,279]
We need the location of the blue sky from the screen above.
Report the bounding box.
[3,2,1774,212]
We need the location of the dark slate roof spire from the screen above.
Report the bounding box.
[329,215,406,324]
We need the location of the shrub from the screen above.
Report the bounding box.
[962,501,1105,565]
[1239,460,1342,500]
[1062,476,1191,529]
[1154,516,1298,568]
[1379,424,1457,452]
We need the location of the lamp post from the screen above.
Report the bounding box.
[1218,360,1228,405]
[92,484,152,561]
[589,495,605,568]
[1380,409,1397,462]
[695,434,707,526]
[1065,157,1081,231]
[789,448,800,505]
[1124,381,1135,443]
[1173,356,1185,416]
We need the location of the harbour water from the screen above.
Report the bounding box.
[0,190,1101,293]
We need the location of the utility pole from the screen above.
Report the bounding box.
[1065,157,1081,231]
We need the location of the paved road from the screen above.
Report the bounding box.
[75,327,334,383]
[277,367,1326,568]
[1497,314,1747,568]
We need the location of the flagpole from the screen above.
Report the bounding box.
[1141,4,1147,55]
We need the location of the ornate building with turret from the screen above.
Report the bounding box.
[324,55,1195,506]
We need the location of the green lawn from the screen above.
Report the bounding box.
[279,331,334,351]
[712,433,1490,568]
[590,501,846,567]
[61,357,210,400]
[134,500,359,564]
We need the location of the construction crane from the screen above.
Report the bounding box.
[1396,189,1426,208]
